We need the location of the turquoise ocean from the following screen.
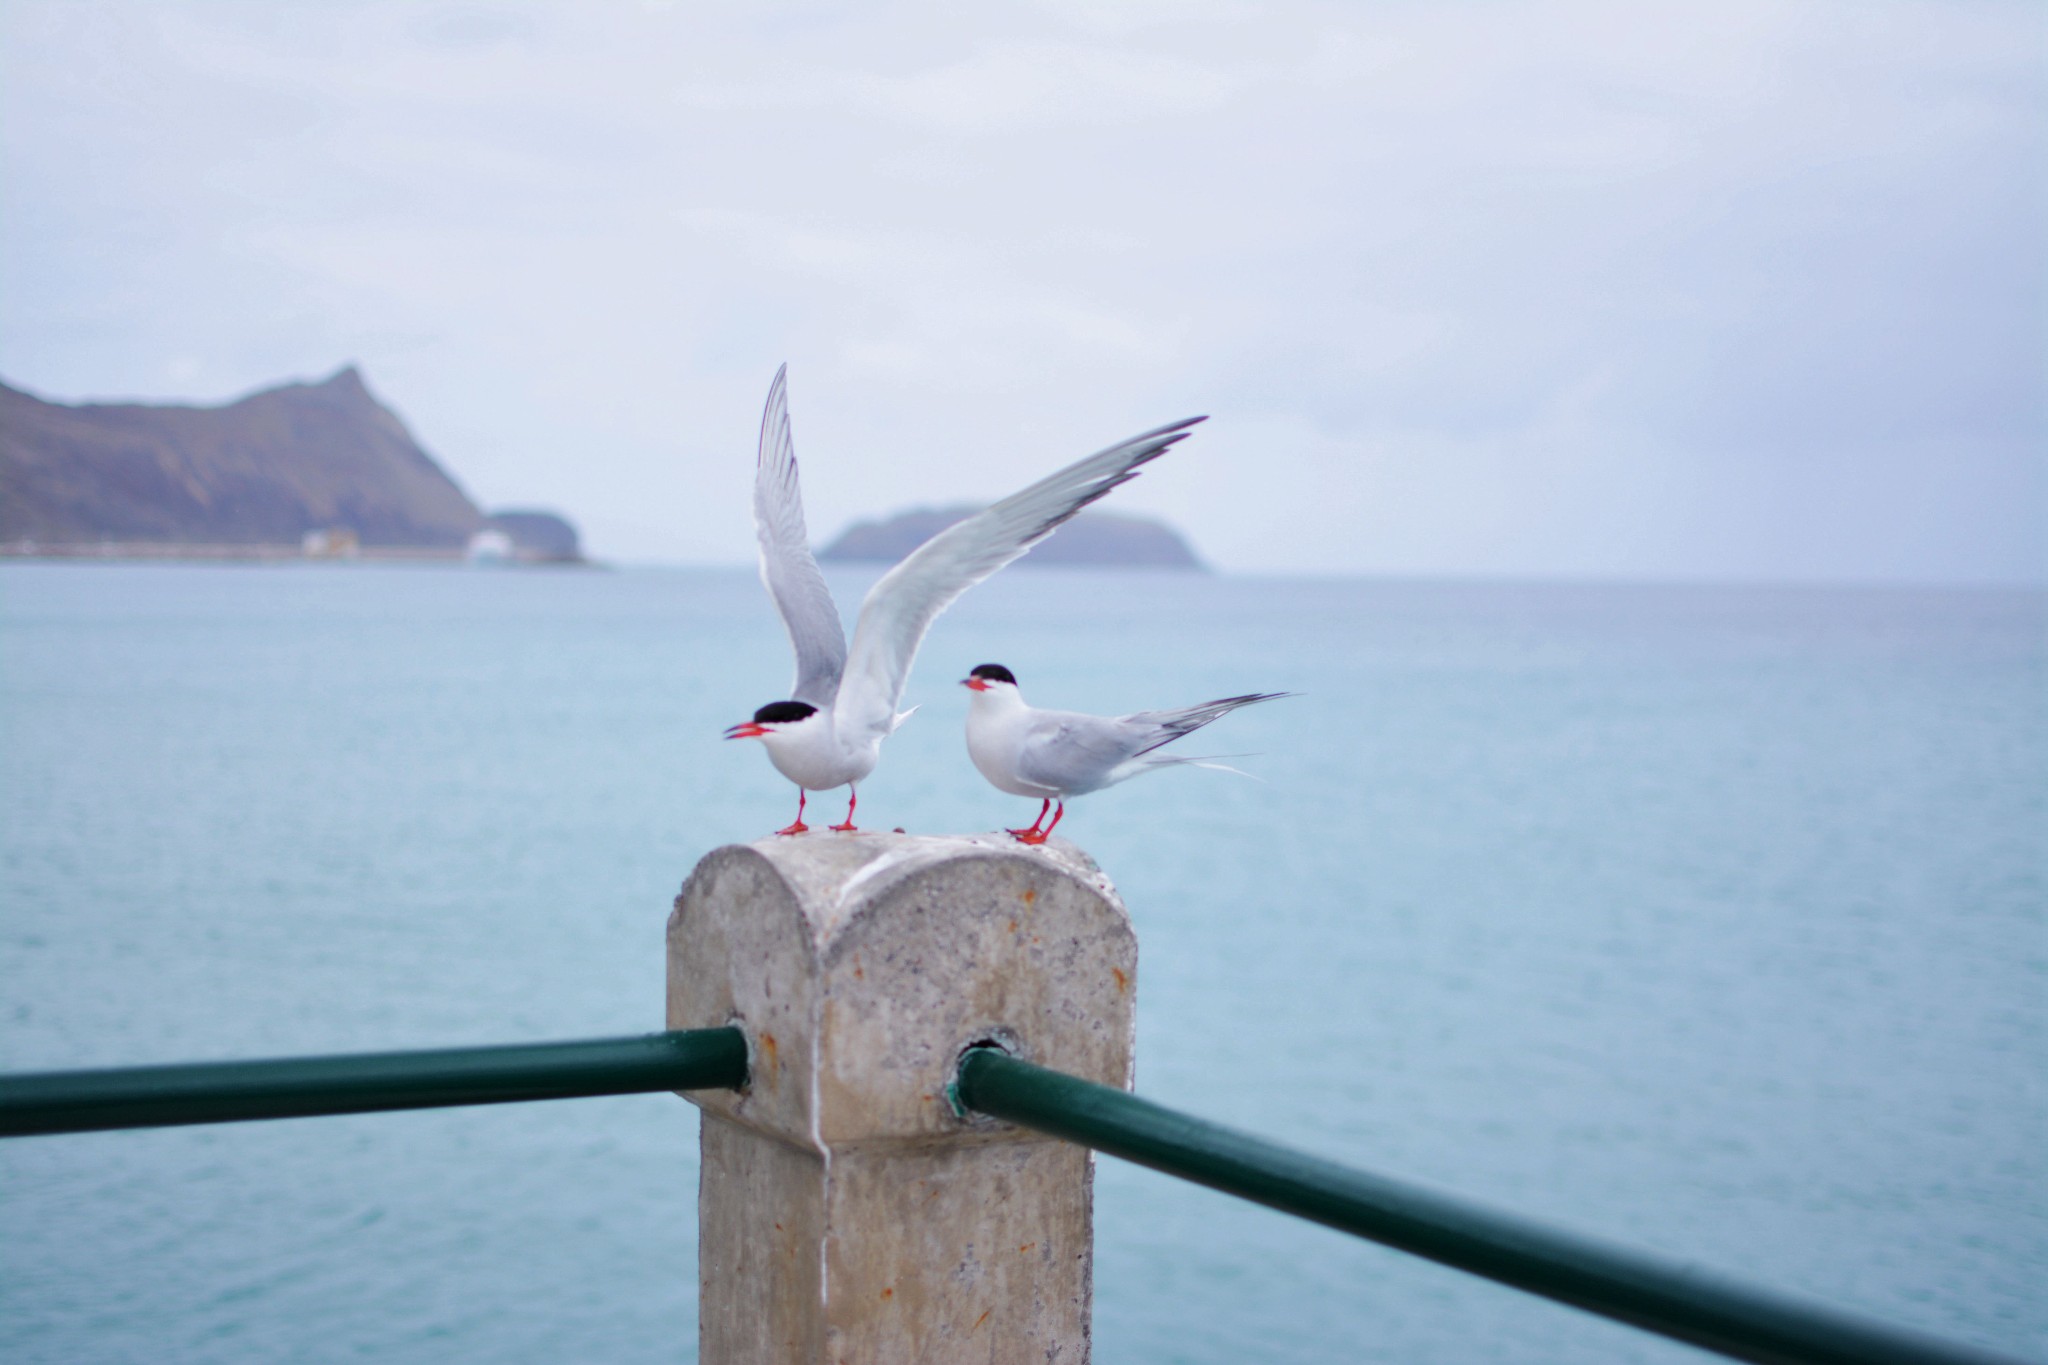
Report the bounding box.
[1,561,2041,1363]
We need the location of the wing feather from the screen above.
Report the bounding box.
[753,365,847,708]
[1014,714,1143,794]
[1123,692,1292,755]
[835,416,1205,739]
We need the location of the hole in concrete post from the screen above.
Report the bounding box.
[946,1029,1020,1121]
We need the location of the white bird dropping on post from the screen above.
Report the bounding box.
[724,365,1205,836]
[961,663,1291,843]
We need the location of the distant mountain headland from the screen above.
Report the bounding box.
[821,505,1205,570]
[0,366,582,563]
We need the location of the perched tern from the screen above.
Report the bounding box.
[962,663,1290,844]
[724,366,1203,835]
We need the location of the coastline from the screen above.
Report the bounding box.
[0,542,592,566]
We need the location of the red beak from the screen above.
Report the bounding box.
[963,677,988,691]
[724,721,769,739]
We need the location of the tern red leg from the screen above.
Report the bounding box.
[829,786,859,833]
[775,790,809,837]
[1014,799,1064,846]
[1007,798,1051,841]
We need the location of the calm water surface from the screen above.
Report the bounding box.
[1,563,2042,1363]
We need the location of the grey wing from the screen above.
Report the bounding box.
[1014,713,1147,795]
[834,416,1205,739]
[754,364,847,708]
[1122,692,1292,754]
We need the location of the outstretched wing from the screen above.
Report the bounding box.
[753,364,847,708]
[834,415,1205,740]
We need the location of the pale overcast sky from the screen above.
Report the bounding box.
[2,2,2040,580]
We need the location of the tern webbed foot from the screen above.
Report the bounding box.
[1006,798,1052,842]
[828,788,858,832]
[773,790,811,836]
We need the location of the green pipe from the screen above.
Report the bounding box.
[954,1048,2032,1365]
[0,1028,748,1137]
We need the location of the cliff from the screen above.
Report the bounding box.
[0,366,483,549]
[821,505,1205,570]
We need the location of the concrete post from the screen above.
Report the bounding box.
[668,833,1137,1365]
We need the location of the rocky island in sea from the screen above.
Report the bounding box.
[0,365,583,563]
[821,505,1204,570]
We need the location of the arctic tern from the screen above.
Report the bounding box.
[724,366,1204,835]
[961,663,1289,844]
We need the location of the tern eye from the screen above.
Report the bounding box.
[752,700,818,724]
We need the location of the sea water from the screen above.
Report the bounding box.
[0,562,2041,1364]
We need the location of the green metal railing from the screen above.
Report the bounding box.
[0,1032,2033,1365]
[952,1049,2034,1365]
[0,1028,747,1136]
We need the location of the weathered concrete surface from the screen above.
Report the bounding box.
[670,832,1136,1365]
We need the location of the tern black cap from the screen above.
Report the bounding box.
[968,664,1017,684]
